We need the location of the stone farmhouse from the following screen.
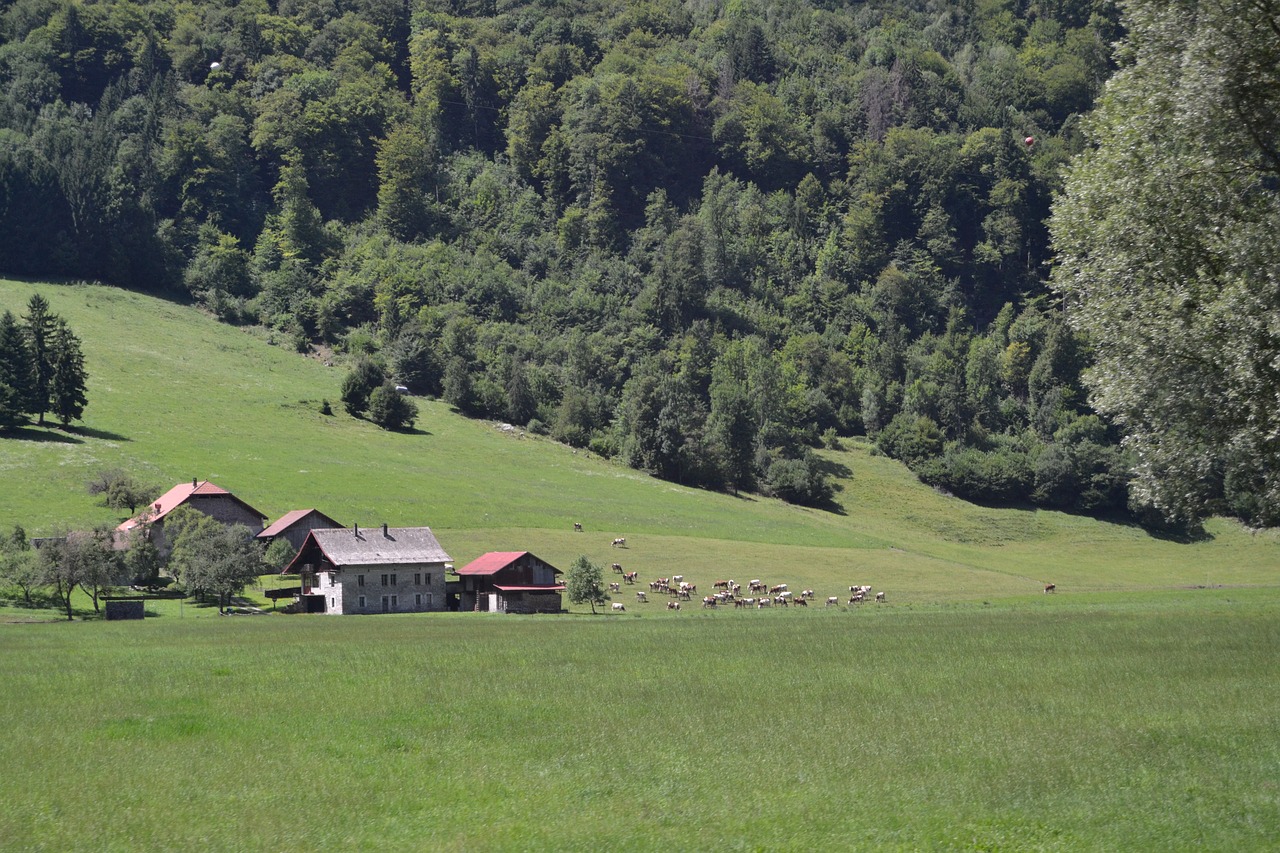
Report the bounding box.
[116,479,267,556]
[285,524,451,615]
[455,551,564,614]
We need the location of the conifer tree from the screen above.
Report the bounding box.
[0,311,35,428]
[22,295,56,425]
[48,318,88,426]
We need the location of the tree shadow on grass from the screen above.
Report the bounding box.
[63,424,130,442]
[0,425,80,444]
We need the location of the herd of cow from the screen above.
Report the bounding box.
[605,565,886,613]
[581,526,890,613]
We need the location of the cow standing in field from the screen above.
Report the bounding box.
[623,571,638,584]
[573,522,582,532]
[608,582,620,592]
[611,563,623,574]
[667,601,680,610]
[636,591,647,603]
[612,602,626,612]
[875,591,886,603]
[826,596,839,606]
[1044,583,1056,594]
[612,538,626,547]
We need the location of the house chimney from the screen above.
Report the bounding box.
[382,523,388,537]
[192,478,197,488]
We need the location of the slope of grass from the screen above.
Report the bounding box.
[2,278,1277,605]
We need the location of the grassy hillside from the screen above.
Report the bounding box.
[2,279,1277,604]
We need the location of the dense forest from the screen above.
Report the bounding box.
[1,0,1225,523]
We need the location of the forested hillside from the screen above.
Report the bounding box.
[0,0,1145,516]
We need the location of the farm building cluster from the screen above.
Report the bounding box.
[114,479,893,616]
[116,479,565,615]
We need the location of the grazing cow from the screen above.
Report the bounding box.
[875,591,886,603]
[850,592,865,603]
[1044,583,1056,594]
[611,563,623,574]
[769,584,788,595]
[702,596,717,608]
[573,522,583,532]
[667,601,680,610]
[623,571,638,584]
[636,591,647,602]
[713,580,730,590]
[826,596,839,606]
[794,597,808,607]
[741,598,755,608]
[611,602,625,612]
[612,537,626,547]
[757,597,772,608]
[801,589,815,600]
[672,575,684,584]
[608,582,620,592]
[749,582,766,594]
[731,583,741,596]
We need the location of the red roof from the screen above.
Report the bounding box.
[493,585,566,592]
[117,480,265,531]
[259,509,343,539]
[455,551,529,576]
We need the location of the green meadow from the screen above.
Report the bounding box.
[1,592,1278,850]
[2,279,1280,849]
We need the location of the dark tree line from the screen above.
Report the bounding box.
[0,294,87,428]
[1,0,1174,517]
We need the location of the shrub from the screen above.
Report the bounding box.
[368,383,417,431]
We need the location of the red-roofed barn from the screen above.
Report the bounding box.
[116,479,267,556]
[455,552,564,614]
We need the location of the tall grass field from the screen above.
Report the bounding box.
[1,592,1278,850]
[2,279,1279,849]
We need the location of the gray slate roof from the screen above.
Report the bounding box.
[310,526,451,567]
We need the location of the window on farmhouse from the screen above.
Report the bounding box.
[415,593,422,607]
[358,575,364,587]
[359,596,365,608]
[426,573,431,585]
[390,573,397,586]
[391,595,398,608]
[381,574,388,586]
[415,573,421,585]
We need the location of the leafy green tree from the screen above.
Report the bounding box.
[123,530,163,588]
[1049,0,1280,525]
[341,356,385,417]
[177,523,264,613]
[367,382,417,431]
[87,469,159,515]
[565,554,608,614]
[0,530,42,606]
[263,537,298,574]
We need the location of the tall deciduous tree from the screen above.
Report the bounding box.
[1050,0,1280,526]
[565,554,608,614]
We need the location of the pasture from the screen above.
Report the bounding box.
[3,279,1280,848]
[2,590,1278,850]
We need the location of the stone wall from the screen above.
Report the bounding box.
[317,562,449,615]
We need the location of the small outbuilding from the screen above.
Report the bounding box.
[284,524,451,615]
[454,551,564,614]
